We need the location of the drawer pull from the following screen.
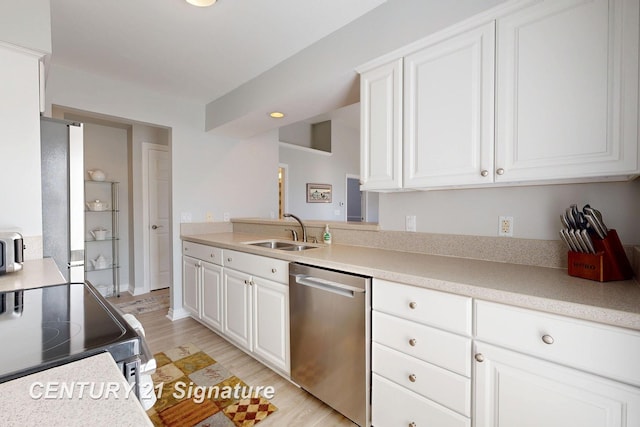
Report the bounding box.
[408,338,417,347]
[244,279,250,285]
[475,353,485,363]
[227,257,232,262]
[271,268,277,273]
[409,423,417,427]
[408,374,417,383]
[210,254,215,258]
[408,301,417,310]
[542,334,554,345]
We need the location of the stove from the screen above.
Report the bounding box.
[0,282,151,394]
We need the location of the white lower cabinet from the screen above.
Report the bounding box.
[182,242,290,376]
[474,342,640,427]
[223,249,290,375]
[372,374,470,427]
[474,300,640,427]
[182,242,223,332]
[371,279,472,426]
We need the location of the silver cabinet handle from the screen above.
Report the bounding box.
[408,374,417,382]
[249,280,254,286]
[542,334,554,345]
[475,353,485,362]
[151,224,162,230]
[409,423,417,427]
[271,268,277,273]
[481,170,489,177]
[409,338,417,347]
[496,168,505,175]
[409,301,417,309]
[210,254,215,259]
[227,257,232,262]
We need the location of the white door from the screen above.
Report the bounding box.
[360,58,403,191]
[474,342,640,427]
[495,0,639,182]
[403,22,495,188]
[252,277,290,374]
[148,147,170,290]
[201,261,223,332]
[223,268,252,351]
[182,255,200,317]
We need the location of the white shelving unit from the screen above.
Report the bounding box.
[84,180,120,297]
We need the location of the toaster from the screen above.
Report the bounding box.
[0,232,24,275]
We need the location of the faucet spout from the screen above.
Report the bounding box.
[283,213,307,242]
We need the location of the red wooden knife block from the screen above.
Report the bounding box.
[567,229,633,282]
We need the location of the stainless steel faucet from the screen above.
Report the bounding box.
[283,213,307,242]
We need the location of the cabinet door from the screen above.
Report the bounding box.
[495,0,639,182]
[474,342,640,427]
[360,58,403,191]
[222,268,252,351]
[182,255,200,317]
[404,22,495,188]
[201,261,223,332]
[252,277,290,374]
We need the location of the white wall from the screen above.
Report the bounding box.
[83,123,130,291]
[46,64,278,315]
[279,119,360,221]
[379,180,640,244]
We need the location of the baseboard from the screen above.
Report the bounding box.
[167,307,190,321]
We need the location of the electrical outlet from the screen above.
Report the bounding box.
[405,215,417,232]
[180,212,192,223]
[205,212,213,222]
[499,216,513,237]
[223,212,230,222]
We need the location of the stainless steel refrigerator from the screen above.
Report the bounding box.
[40,117,85,282]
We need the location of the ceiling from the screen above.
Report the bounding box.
[50,0,386,106]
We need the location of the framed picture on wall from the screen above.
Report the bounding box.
[306,183,332,203]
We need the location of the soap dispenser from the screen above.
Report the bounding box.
[323,224,332,244]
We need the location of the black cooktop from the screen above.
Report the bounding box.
[0,282,140,383]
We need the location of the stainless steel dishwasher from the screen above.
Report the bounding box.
[289,262,371,427]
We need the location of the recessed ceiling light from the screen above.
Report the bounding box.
[186,0,217,7]
[269,112,285,119]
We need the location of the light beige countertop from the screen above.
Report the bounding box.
[0,352,152,427]
[0,258,65,292]
[183,232,640,330]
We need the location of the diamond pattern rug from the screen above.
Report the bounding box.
[147,343,278,427]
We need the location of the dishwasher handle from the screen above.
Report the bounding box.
[292,274,364,298]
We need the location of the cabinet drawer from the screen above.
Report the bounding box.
[182,241,222,265]
[475,300,640,386]
[373,279,472,336]
[223,249,289,284]
[373,311,471,377]
[372,374,470,427]
[373,343,471,416]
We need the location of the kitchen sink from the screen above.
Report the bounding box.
[243,239,321,251]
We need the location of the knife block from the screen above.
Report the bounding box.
[567,229,633,282]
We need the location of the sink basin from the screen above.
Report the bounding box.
[243,239,321,251]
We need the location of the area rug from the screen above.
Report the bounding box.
[115,292,170,315]
[147,343,278,427]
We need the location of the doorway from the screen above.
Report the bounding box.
[346,175,363,222]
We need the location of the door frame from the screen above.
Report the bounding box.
[142,142,171,294]
[278,163,289,218]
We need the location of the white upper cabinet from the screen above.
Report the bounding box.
[360,58,403,191]
[495,0,639,182]
[358,0,639,191]
[404,22,495,188]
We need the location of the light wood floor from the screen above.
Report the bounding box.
[109,289,356,427]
